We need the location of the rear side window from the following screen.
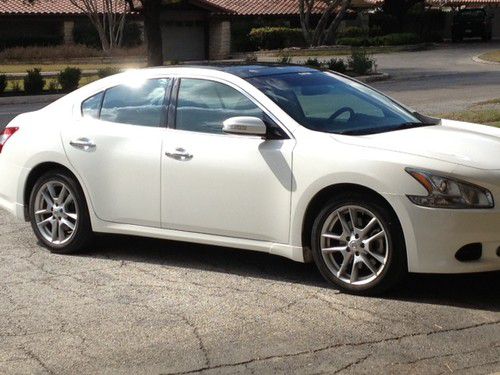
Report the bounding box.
[82,92,103,119]
[81,78,170,127]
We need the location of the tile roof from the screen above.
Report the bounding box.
[4,0,496,17]
[0,0,370,16]
[0,0,82,15]
[206,0,328,15]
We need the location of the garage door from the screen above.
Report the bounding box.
[162,20,206,62]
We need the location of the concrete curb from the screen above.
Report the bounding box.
[472,54,500,65]
[356,72,391,83]
[0,94,64,106]
[233,43,434,59]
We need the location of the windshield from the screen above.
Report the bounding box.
[248,71,427,135]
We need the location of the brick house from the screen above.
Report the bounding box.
[0,0,373,60]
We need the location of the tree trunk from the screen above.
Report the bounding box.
[324,0,352,45]
[143,0,163,67]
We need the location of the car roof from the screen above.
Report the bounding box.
[147,64,319,79]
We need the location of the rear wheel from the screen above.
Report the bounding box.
[29,170,92,254]
[311,193,407,295]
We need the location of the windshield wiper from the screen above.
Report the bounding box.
[338,122,435,136]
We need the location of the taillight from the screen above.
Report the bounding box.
[0,127,19,153]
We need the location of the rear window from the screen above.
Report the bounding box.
[80,78,170,127]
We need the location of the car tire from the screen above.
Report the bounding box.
[29,170,93,254]
[310,192,407,295]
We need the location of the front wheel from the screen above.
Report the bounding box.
[311,193,407,295]
[29,170,93,254]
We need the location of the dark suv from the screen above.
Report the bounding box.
[452,8,493,42]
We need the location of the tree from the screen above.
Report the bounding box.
[382,0,425,28]
[69,0,128,52]
[299,0,352,46]
[125,0,164,67]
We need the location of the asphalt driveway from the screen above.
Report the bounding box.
[1,43,499,374]
[0,209,499,374]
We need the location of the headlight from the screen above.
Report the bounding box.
[406,168,494,209]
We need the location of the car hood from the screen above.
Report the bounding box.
[335,119,500,170]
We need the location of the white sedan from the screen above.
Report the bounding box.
[1,65,499,294]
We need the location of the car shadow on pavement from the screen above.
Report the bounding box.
[83,234,499,312]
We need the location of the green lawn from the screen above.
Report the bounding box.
[479,50,500,63]
[439,99,500,128]
[0,62,143,74]
[3,75,99,93]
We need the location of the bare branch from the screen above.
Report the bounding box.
[68,0,128,51]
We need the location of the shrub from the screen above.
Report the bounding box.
[326,58,346,73]
[339,26,366,38]
[244,54,258,63]
[48,80,59,92]
[23,68,45,95]
[249,27,305,50]
[380,33,421,46]
[58,67,82,92]
[304,58,321,68]
[11,81,21,92]
[278,53,292,64]
[97,67,121,78]
[348,49,375,75]
[336,37,371,47]
[369,25,384,37]
[0,74,7,94]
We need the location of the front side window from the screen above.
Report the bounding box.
[175,78,265,134]
[98,78,170,127]
[248,72,428,135]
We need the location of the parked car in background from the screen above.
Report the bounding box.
[1,65,499,295]
[452,8,493,42]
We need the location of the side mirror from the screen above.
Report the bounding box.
[222,116,267,137]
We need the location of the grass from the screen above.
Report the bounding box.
[3,75,99,93]
[267,44,429,57]
[0,63,143,74]
[439,99,500,128]
[478,50,500,63]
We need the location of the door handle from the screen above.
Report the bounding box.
[165,147,193,161]
[70,138,96,151]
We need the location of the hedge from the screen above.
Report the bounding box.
[337,33,421,47]
[249,27,305,50]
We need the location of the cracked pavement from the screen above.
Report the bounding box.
[0,209,499,374]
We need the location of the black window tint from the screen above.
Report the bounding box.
[176,79,265,134]
[82,92,103,119]
[100,79,169,127]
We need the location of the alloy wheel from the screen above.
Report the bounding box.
[320,205,389,285]
[33,181,79,246]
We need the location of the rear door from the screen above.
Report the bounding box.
[62,78,171,227]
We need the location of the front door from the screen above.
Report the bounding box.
[161,78,294,243]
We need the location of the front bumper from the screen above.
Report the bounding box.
[385,194,500,274]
